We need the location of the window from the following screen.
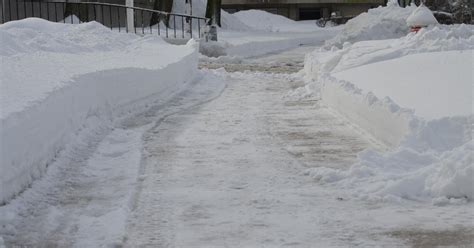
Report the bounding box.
[299,8,321,20]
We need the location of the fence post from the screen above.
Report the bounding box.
[1,0,5,23]
[126,0,134,33]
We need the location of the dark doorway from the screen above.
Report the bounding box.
[299,8,321,20]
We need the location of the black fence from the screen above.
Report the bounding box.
[0,0,209,39]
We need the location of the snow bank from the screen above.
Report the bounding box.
[303,23,473,203]
[0,18,128,56]
[305,140,473,202]
[332,50,472,120]
[316,74,415,147]
[215,31,336,57]
[172,0,321,33]
[325,2,416,48]
[0,18,199,204]
[173,0,331,58]
[232,10,320,32]
[406,4,438,27]
[328,24,474,73]
[172,0,252,31]
[304,24,473,147]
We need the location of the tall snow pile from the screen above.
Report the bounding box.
[325,0,416,48]
[232,10,320,32]
[303,24,474,203]
[0,18,199,204]
[310,24,474,76]
[406,4,438,27]
[172,0,320,32]
[232,9,296,32]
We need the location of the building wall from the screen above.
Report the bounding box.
[222,0,384,20]
[334,3,375,16]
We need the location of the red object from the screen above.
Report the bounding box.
[410,26,422,32]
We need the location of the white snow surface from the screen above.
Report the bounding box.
[1,22,472,245]
[305,24,473,147]
[406,4,439,27]
[200,29,338,58]
[305,140,473,202]
[233,10,321,32]
[172,0,252,31]
[329,24,474,74]
[325,3,417,48]
[303,24,474,202]
[172,0,322,33]
[0,68,226,247]
[332,50,472,120]
[172,0,335,58]
[0,18,199,204]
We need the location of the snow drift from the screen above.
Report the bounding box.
[305,24,473,146]
[332,50,472,120]
[172,0,252,31]
[173,0,330,58]
[406,4,438,27]
[303,23,474,203]
[232,9,298,32]
[232,10,321,32]
[172,0,321,33]
[305,140,473,202]
[0,18,199,204]
[325,1,416,48]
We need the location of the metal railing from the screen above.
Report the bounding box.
[0,0,209,39]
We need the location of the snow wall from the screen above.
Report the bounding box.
[305,24,474,148]
[0,19,199,204]
[303,23,474,202]
[324,2,416,48]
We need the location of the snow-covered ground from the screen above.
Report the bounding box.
[324,0,416,48]
[232,10,322,33]
[332,50,471,120]
[179,0,342,58]
[1,3,473,247]
[200,29,339,58]
[302,3,473,206]
[0,18,199,204]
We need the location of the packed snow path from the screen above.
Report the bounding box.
[126,49,378,246]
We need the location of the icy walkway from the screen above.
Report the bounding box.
[125,62,377,246]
